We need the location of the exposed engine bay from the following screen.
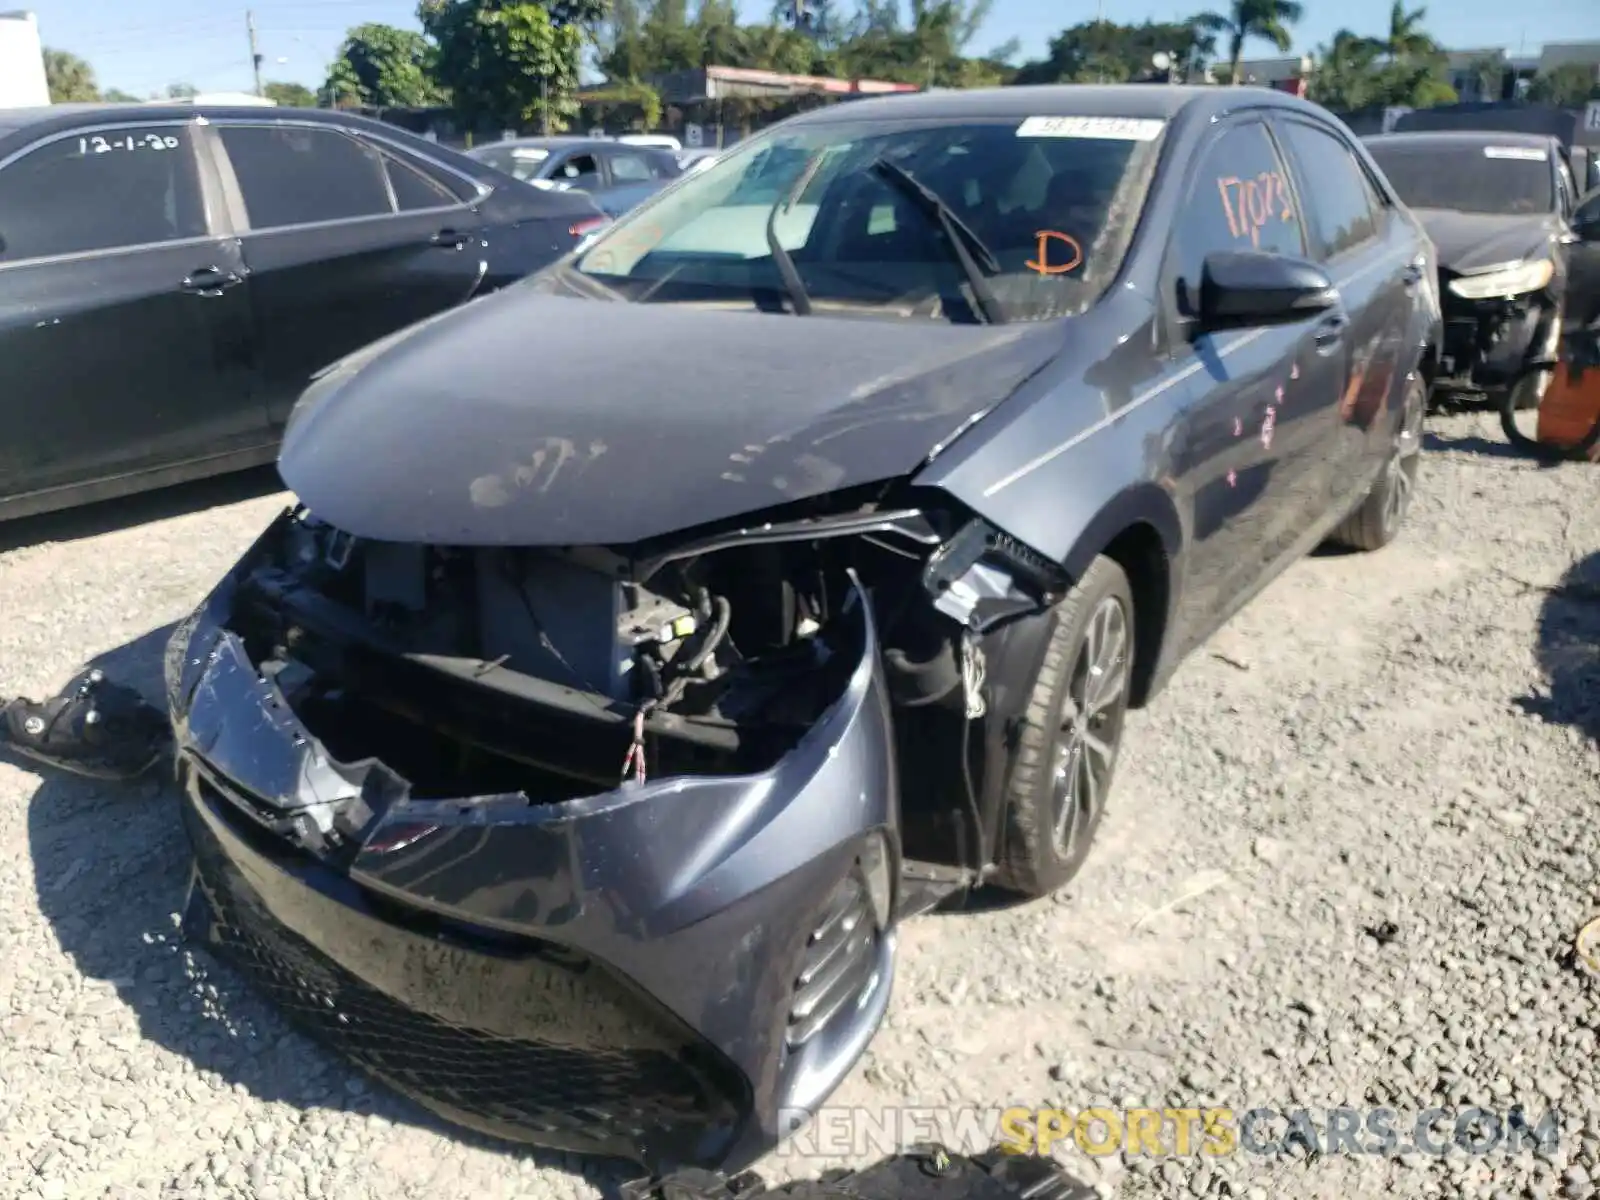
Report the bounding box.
[215,493,1071,860]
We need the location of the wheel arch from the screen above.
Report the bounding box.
[1058,483,1181,711]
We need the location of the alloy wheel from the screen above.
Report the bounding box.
[1052,595,1131,860]
[1382,381,1425,537]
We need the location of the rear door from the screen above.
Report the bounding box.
[0,119,263,506]
[1273,116,1413,517]
[209,120,487,427]
[1567,188,1600,329]
[1161,116,1331,638]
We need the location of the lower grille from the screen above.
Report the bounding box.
[786,869,879,1048]
[184,792,747,1163]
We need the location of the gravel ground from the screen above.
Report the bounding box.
[1,410,1597,1200]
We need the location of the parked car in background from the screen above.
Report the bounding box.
[169,85,1439,1178]
[465,136,682,218]
[1364,130,1600,407]
[0,104,607,521]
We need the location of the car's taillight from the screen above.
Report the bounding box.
[569,215,610,239]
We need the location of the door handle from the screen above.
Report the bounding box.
[181,266,243,295]
[1314,313,1349,353]
[430,228,471,249]
[1401,263,1424,287]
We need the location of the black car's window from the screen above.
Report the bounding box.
[384,154,456,211]
[1170,121,1305,316]
[553,153,601,187]
[0,124,206,262]
[1578,189,1600,227]
[564,115,1165,324]
[220,125,392,229]
[1277,122,1381,259]
[1364,140,1556,216]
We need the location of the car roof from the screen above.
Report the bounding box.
[1365,130,1557,149]
[783,83,1326,128]
[478,136,612,152]
[0,102,406,139]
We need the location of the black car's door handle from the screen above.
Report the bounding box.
[181,266,243,295]
[1314,313,1349,353]
[431,228,471,249]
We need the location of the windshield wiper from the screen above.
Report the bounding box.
[870,156,1005,324]
[764,154,826,316]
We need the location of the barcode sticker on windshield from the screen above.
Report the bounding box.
[1484,146,1547,161]
[1017,116,1164,141]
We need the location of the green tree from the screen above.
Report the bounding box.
[327,23,446,107]
[1526,62,1600,106]
[1014,18,1216,86]
[1306,29,1381,110]
[43,48,99,102]
[1463,52,1506,101]
[1193,0,1303,85]
[166,82,198,99]
[1366,1,1434,61]
[101,87,141,102]
[421,0,589,132]
[263,80,318,107]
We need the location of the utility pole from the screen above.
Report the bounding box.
[246,10,264,97]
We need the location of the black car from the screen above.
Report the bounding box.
[167,85,1438,1175]
[465,136,683,217]
[1364,130,1600,406]
[0,104,608,520]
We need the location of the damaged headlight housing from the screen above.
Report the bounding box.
[1447,257,1554,300]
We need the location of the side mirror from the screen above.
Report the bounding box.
[1197,250,1339,329]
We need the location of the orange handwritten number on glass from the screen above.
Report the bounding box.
[1217,176,1242,239]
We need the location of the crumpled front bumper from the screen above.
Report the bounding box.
[167,517,901,1172]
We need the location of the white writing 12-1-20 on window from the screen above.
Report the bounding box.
[76,134,181,156]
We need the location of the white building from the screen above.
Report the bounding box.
[0,10,49,108]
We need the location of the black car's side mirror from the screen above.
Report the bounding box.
[1197,250,1339,330]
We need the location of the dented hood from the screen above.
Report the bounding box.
[278,288,1060,546]
[1411,208,1559,274]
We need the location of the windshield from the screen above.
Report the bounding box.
[557,114,1164,324]
[1367,142,1554,216]
[470,145,550,183]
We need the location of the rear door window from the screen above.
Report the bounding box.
[1169,120,1306,317]
[0,124,207,261]
[219,124,393,229]
[1276,122,1384,258]
[383,154,457,211]
[607,150,664,183]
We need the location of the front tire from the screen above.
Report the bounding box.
[992,555,1134,899]
[1329,372,1425,552]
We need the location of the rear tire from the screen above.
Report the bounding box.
[1329,372,1425,552]
[992,555,1134,899]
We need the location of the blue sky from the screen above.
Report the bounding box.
[29,0,1600,98]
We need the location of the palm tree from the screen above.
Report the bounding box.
[42,48,99,103]
[1194,0,1303,85]
[1368,1,1435,62]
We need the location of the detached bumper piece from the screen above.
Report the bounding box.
[621,1146,1096,1200]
